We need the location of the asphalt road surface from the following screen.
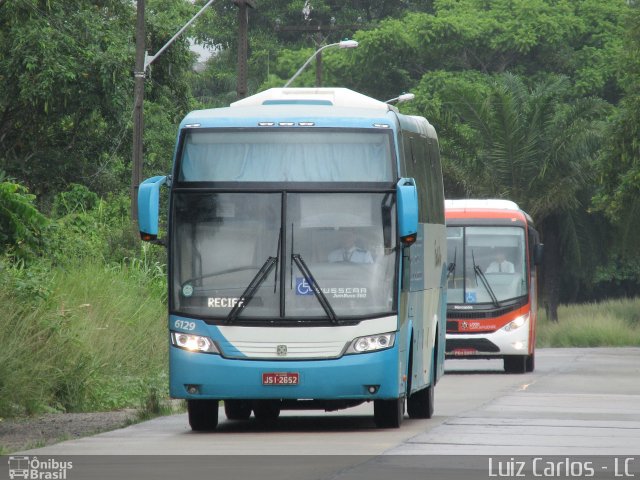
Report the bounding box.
[14,347,640,480]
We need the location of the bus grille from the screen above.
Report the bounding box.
[446,338,500,353]
[219,340,348,359]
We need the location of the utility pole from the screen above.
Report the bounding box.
[314,32,323,87]
[131,0,145,223]
[130,0,215,222]
[234,0,255,99]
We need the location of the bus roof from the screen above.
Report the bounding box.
[445,199,520,211]
[230,87,392,111]
[179,87,435,137]
[445,199,533,225]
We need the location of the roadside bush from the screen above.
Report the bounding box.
[0,260,167,416]
[537,298,640,347]
[52,184,99,218]
[47,188,167,271]
[0,178,48,260]
[0,186,169,418]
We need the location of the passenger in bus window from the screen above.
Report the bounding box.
[486,251,514,273]
[328,230,374,264]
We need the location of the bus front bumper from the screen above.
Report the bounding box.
[445,320,532,358]
[169,344,401,400]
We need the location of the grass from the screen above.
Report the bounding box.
[0,258,167,417]
[536,297,640,347]
[135,397,186,423]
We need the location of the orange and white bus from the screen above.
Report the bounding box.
[444,199,543,373]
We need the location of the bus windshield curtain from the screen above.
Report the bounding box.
[179,131,393,182]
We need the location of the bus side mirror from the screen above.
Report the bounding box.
[138,175,167,242]
[534,243,544,265]
[397,177,418,246]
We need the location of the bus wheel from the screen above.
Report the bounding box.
[253,400,281,421]
[187,399,219,431]
[407,384,434,419]
[373,398,404,428]
[526,352,535,372]
[504,355,527,374]
[224,400,252,420]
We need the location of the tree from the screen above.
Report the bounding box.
[330,0,629,104]
[594,5,640,245]
[0,0,198,204]
[0,1,136,202]
[189,0,433,103]
[439,73,610,321]
[0,176,48,259]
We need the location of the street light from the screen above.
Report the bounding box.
[143,0,216,71]
[385,93,415,104]
[284,39,358,88]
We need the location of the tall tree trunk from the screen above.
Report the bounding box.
[541,216,561,322]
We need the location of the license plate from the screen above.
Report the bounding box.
[452,348,477,356]
[262,372,299,386]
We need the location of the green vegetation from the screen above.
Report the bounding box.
[0,258,167,418]
[0,0,639,418]
[537,298,640,347]
[0,183,168,418]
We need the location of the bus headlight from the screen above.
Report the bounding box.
[502,313,530,332]
[170,332,219,354]
[346,333,395,354]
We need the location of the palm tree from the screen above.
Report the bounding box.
[443,73,610,321]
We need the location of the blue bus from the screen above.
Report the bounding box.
[138,87,447,429]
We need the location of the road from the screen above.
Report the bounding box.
[14,348,640,479]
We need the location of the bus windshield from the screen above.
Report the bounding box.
[177,130,394,182]
[172,192,398,321]
[446,226,528,305]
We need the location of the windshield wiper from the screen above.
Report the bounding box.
[225,256,278,324]
[447,247,457,280]
[471,250,500,308]
[291,253,338,324]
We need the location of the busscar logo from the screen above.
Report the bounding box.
[295,278,367,299]
[8,456,73,480]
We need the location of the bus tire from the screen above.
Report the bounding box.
[526,352,535,372]
[504,355,527,374]
[187,399,219,431]
[407,383,434,419]
[253,400,281,421]
[374,398,404,428]
[224,400,252,420]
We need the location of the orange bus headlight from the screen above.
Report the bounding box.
[502,313,530,332]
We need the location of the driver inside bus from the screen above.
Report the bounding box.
[328,230,374,264]
[486,251,514,273]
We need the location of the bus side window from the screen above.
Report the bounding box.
[428,140,445,225]
[409,135,430,224]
